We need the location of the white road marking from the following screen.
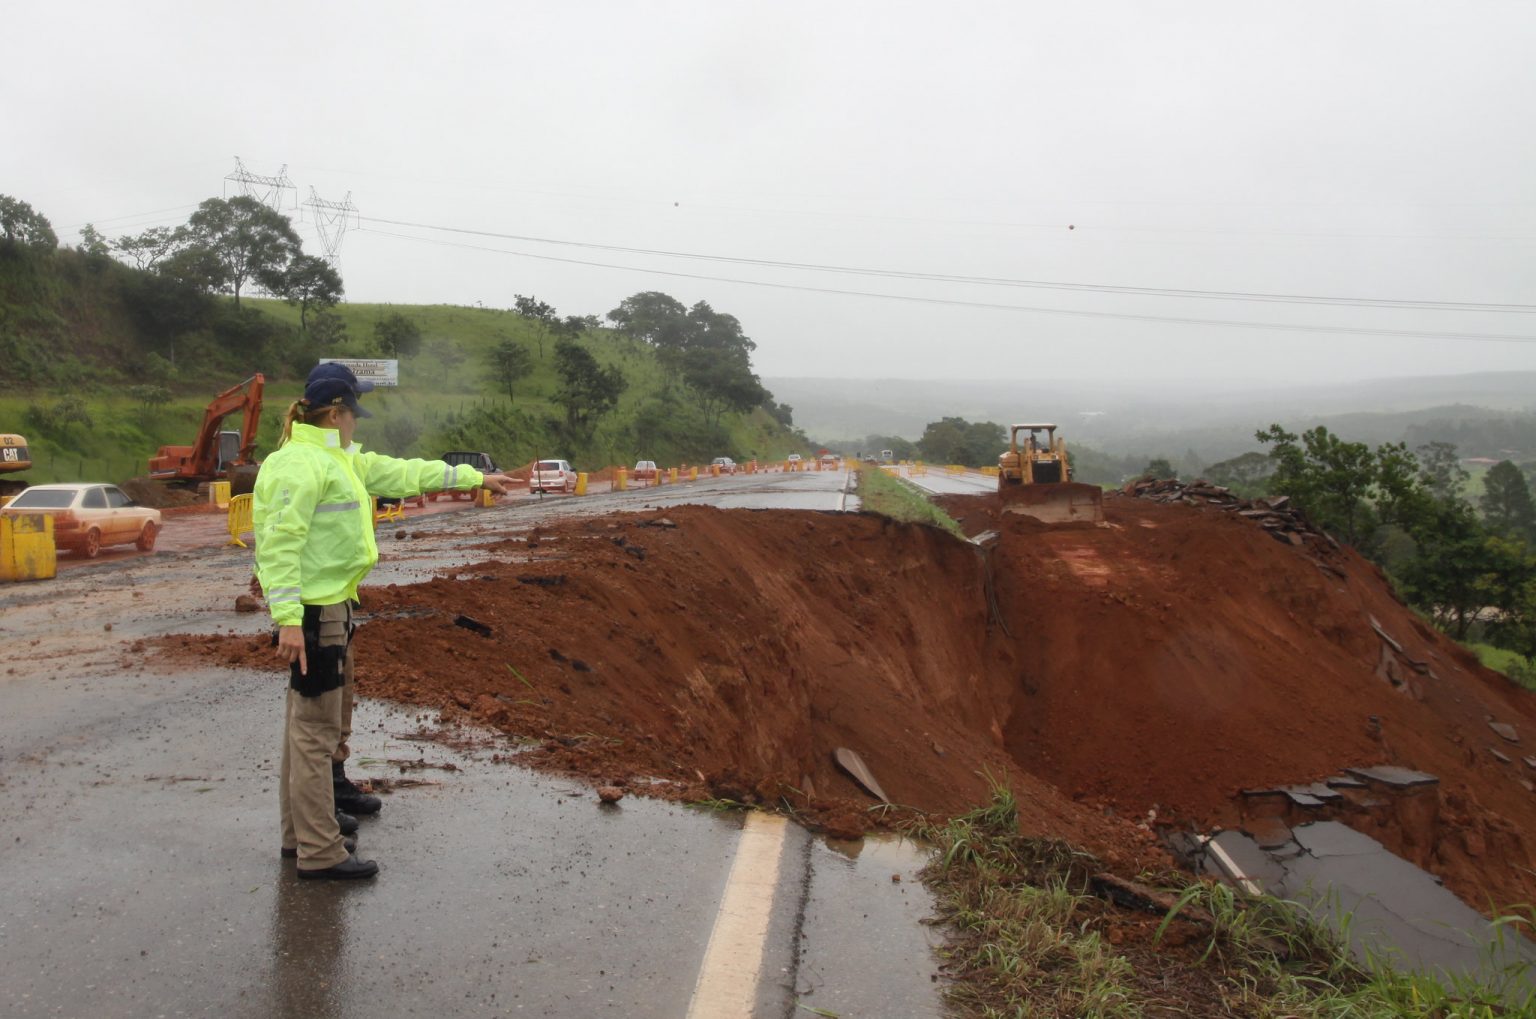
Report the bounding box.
[686,812,790,1018]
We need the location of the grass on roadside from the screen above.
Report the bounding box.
[854,464,966,539]
[910,781,1534,1018]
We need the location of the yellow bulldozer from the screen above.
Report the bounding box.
[996,423,1104,524]
[1,433,33,502]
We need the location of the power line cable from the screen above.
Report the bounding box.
[364,227,1536,345]
[355,214,1536,314]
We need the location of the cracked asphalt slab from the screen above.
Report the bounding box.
[1,468,939,1019]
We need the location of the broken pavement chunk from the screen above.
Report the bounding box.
[1345,765,1438,789]
[833,747,890,803]
[453,615,494,638]
[1487,721,1520,744]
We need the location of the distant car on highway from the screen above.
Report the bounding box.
[819,454,838,467]
[632,460,658,481]
[711,457,738,475]
[1,483,161,558]
[530,459,578,494]
[429,451,501,501]
[786,454,802,464]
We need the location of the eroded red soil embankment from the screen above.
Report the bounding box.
[943,491,1536,912]
[160,498,1536,909]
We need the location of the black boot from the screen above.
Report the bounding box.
[297,853,379,881]
[333,761,382,816]
[336,808,359,836]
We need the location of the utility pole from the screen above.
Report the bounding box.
[224,157,297,212]
[301,187,359,266]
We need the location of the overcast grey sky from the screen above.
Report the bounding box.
[6,1,1535,383]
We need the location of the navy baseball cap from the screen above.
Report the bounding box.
[304,362,374,418]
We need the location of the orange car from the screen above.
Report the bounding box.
[1,483,162,557]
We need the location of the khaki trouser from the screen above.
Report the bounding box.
[279,602,355,870]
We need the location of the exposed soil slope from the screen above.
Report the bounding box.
[163,498,1536,910]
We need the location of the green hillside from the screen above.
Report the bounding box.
[1,217,808,486]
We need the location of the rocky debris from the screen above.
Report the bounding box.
[1120,477,1335,550]
[1488,721,1520,744]
[234,594,261,613]
[597,786,625,804]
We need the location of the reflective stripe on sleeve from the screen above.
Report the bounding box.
[314,501,361,513]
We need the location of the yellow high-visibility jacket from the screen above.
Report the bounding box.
[253,423,484,626]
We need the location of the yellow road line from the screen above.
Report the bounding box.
[685,812,790,1018]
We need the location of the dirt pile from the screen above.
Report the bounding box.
[119,476,203,509]
[161,497,1536,909]
[941,490,1536,911]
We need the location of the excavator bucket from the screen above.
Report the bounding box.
[1000,482,1105,525]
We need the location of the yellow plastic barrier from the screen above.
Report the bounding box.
[576,472,589,496]
[669,467,679,484]
[226,493,254,548]
[689,467,699,481]
[710,464,720,477]
[209,480,232,509]
[616,468,628,491]
[0,513,56,582]
[473,488,495,508]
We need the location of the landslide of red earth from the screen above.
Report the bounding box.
[162,496,1536,911]
[940,490,1536,913]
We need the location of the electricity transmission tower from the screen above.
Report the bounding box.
[224,157,297,212]
[301,188,358,265]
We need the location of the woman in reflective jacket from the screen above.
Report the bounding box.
[254,363,510,880]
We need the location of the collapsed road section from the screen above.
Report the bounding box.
[161,494,1536,915]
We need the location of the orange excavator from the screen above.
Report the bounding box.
[148,374,265,493]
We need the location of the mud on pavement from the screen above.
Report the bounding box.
[157,497,1536,913]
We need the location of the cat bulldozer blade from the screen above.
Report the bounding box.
[996,423,1105,525]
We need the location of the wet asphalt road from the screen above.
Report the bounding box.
[1,467,948,1019]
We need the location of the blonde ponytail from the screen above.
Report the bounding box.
[278,400,338,446]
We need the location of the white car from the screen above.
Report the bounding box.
[711,457,738,475]
[786,454,802,464]
[1,483,162,557]
[530,459,578,494]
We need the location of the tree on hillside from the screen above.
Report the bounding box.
[112,225,182,271]
[1142,457,1177,480]
[279,255,344,335]
[918,417,1006,466]
[308,309,348,349]
[607,291,688,349]
[1257,424,1379,544]
[554,338,626,435]
[485,340,534,403]
[0,195,57,253]
[77,224,111,259]
[1205,451,1273,494]
[513,294,557,357]
[1395,501,1504,639]
[183,196,302,307]
[763,399,794,428]
[1417,441,1469,505]
[423,337,468,386]
[675,301,768,428]
[1481,460,1536,542]
[373,312,423,359]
